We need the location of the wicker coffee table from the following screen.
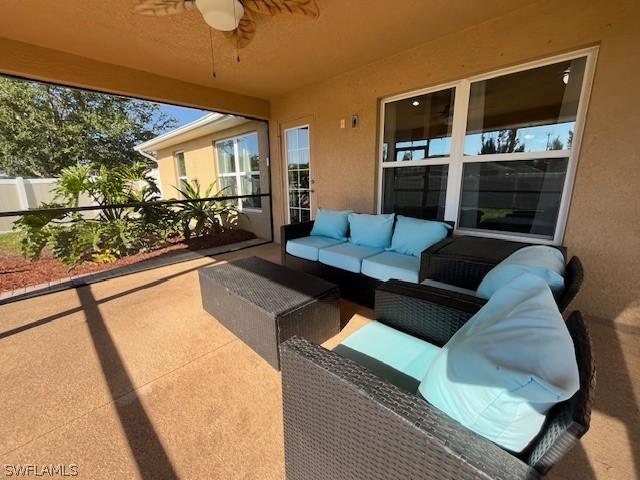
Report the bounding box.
[198,256,340,369]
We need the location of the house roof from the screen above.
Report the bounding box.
[135,113,249,153]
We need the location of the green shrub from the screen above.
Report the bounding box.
[13,162,179,267]
[174,180,244,240]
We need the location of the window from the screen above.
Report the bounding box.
[378,48,596,244]
[215,132,261,210]
[174,151,188,198]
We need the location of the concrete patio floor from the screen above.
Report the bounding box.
[0,243,638,479]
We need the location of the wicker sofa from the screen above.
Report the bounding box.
[280,281,595,480]
[282,219,582,312]
[281,219,454,307]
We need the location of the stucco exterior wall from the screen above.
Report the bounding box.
[156,120,272,240]
[268,0,640,325]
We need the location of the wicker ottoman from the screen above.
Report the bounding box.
[198,256,340,369]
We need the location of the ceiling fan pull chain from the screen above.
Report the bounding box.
[208,27,217,78]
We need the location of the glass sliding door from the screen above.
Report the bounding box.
[284,126,311,223]
[378,48,597,244]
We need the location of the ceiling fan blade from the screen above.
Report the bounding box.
[242,0,319,18]
[133,0,196,16]
[224,15,258,48]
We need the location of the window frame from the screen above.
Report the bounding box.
[283,124,313,224]
[377,47,598,245]
[214,131,262,213]
[174,150,188,199]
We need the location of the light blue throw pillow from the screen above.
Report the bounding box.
[348,213,395,249]
[476,245,565,300]
[310,208,354,240]
[419,273,579,453]
[389,215,451,257]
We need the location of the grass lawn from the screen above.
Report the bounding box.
[0,231,23,257]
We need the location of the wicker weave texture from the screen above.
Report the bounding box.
[526,311,595,473]
[427,255,495,290]
[375,280,479,346]
[281,337,537,480]
[199,257,340,369]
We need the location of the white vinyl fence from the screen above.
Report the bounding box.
[0,170,162,233]
[0,178,56,232]
[0,177,98,233]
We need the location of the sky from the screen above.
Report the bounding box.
[156,103,211,129]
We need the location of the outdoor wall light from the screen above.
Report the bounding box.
[412,100,420,106]
[195,0,244,31]
[562,67,571,85]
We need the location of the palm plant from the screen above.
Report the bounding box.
[174,179,243,240]
[15,161,178,266]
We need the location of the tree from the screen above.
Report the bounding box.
[479,129,526,154]
[0,76,176,177]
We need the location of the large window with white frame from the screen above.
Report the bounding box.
[378,48,597,244]
[215,132,261,211]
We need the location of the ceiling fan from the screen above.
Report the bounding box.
[134,0,320,49]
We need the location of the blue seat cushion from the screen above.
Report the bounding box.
[361,251,420,283]
[318,242,383,273]
[421,278,477,297]
[335,321,441,392]
[310,208,354,240]
[419,273,579,453]
[389,215,452,257]
[348,213,395,249]
[286,236,347,261]
[476,245,566,299]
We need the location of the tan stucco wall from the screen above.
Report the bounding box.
[156,121,271,240]
[268,0,640,325]
[0,37,269,119]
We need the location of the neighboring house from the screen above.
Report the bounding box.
[135,113,271,241]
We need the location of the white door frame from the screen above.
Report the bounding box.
[283,124,313,223]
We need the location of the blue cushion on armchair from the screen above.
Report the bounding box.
[419,273,579,453]
[476,245,565,299]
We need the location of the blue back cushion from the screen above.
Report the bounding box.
[310,208,354,240]
[349,213,395,249]
[389,215,451,257]
[476,245,565,299]
[419,273,579,453]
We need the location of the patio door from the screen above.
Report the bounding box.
[283,125,313,223]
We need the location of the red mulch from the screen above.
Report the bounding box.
[0,229,256,294]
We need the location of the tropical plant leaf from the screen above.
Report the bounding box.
[133,0,196,16]
[242,0,319,18]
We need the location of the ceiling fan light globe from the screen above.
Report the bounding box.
[195,0,244,31]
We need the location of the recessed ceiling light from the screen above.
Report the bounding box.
[412,101,420,107]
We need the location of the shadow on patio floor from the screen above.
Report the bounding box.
[77,285,178,480]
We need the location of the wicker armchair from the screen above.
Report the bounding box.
[421,255,584,314]
[280,281,595,480]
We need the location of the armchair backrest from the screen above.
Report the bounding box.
[557,256,584,313]
[524,311,595,475]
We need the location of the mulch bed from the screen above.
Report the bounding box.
[0,229,256,294]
